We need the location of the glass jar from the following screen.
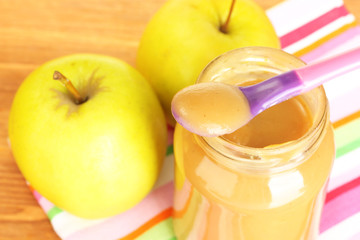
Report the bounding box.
[173,47,335,240]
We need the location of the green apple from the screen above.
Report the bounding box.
[136,0,280,125]
[8,54,167,219]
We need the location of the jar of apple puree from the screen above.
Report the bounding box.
[172,47,335,240]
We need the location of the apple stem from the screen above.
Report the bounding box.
[220,0,236,33]
[53,71,87,104]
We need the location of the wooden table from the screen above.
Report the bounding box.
[0,0,358,239]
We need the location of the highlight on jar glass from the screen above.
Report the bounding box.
[171,47,336,240]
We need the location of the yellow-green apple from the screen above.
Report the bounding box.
[136,0,280,125]
[8,54,167,219]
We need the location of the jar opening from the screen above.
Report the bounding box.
[195,47,330,173]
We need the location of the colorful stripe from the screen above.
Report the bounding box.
[336,138,360,158]
[280,5,349,48]
[48,206,63,221]
[333,113,360,159]
[39,197,56,213]
[135,218,175,240]
[64,182,173,240]
[320,181,360,232]
[119,208,173,240]
[292,21,357,57]
[51,211,107,238]
[30,188,42,201]
[334,115,360,146]
[327,147,360,192]
[271,0,356,56]
[320,212,360,240]
[333,110,360,128]
[301,26,360,62]
[266,0,344,37]
[325,176,360,204]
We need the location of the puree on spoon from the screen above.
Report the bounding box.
[171,82,252,137]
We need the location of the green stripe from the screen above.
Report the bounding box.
[47,206,63,220]
[334,118,360,149]
[135,218,175,240]
[334,117,360,158]
[336,137,360,158]
[166,145,174,156]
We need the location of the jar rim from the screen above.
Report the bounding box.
[202,87,327,151]
[195,47,330,172]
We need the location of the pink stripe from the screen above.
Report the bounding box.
[280,6,349,48]
[325,177,360,204]
[65,181,174,240]
[301,27,360,63]
[320,182,360,232]
[32,189,42,201]
[38,197,55,213]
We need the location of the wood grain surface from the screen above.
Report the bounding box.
[0,0,359,239]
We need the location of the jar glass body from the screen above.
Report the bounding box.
[173,47,335,240]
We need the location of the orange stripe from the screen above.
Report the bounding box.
[28,185,35,192]
[173,186,194,219]
[333,110,360,129]
[294,21,357,57]
[118,207,173,240]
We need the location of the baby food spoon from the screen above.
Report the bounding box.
[171,47,360,137]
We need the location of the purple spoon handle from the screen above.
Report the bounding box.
[241,47,360,116]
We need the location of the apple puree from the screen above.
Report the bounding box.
[223,96,312,148]
[173,95,334,240]
[171,82,252,137]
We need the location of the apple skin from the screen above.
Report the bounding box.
[136,0,280,125]
[8,54,168,219]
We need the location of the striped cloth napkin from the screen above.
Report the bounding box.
[29,0,360,239]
